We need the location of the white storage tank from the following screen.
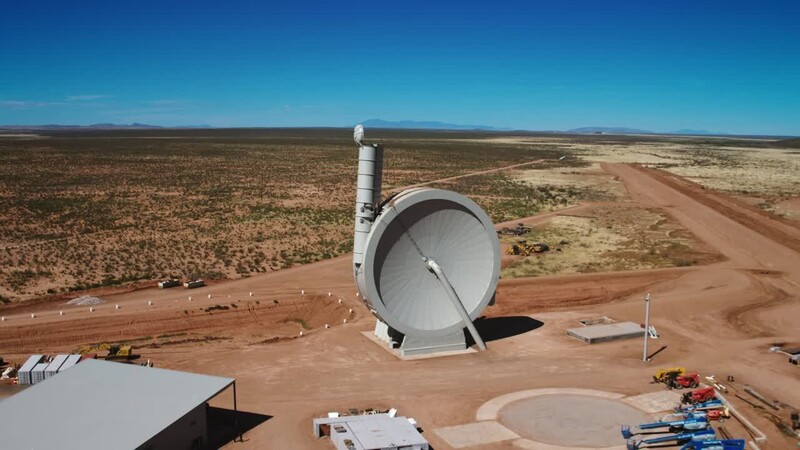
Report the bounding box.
[44,354,70,379]
[17,354,44,385]
[31,362,48,384]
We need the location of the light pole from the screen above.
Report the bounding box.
[643,293,651,362]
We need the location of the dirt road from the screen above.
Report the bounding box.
[387,158,548,193]
[2,162,799,449]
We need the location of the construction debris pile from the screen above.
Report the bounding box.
[507,240,550,256]
[498,222,554,256]
[66,295,104,306]
[498,223,532,236]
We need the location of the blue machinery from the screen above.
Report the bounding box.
[621,417,710,439]
[679,440,746,450]
[626,429,717,450]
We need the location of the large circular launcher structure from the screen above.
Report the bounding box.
[351,126,501,357]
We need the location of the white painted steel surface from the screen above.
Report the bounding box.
[44,354,69,378]
[357,188,500,337]
[31,362,48,384]
[353,143,384,266]
[17,354,43,385]
[57,354,81,373]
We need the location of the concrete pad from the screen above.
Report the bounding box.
[360,331,477,360]
[512,438,627,450]
[567,321,645,343]
[621,390,682,413]
[477,388,625,421]
[434,421,519,448]
[499,395,652,447]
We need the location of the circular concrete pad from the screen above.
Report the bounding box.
[499,394,652,447]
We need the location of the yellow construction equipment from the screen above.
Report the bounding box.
[106,344,135,361]
[507,240,550,256]
[653,367,686,384]
[77,343,137,361]
[77,343,109,354]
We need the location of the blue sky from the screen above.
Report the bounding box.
[1,1,799,135]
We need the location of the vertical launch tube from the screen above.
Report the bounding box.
[353,143,383,269]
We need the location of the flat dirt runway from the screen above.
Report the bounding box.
[2,163,799,449]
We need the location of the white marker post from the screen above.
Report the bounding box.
[643,293,651,362]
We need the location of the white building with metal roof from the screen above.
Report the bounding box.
[314,414,429,450]
[0,358,237,450]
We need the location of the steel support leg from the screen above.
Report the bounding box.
[425,258,487,350]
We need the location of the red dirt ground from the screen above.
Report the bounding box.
[2,163,799,449]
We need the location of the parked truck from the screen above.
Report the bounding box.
[158,278,181,289]
[184,279,205,289]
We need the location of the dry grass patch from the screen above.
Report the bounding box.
[512,162,628,202]
[0,129,571,301]
[501,204,722,279]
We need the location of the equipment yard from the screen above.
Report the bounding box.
[1,130,799,449]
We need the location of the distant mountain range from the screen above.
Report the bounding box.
[567,126,717,135]
[0,123,164,130]
[361,121,722,136]
[4,121,789,138]
[361,119,512,131]
[567,126,653,134]
[671,128,716,135]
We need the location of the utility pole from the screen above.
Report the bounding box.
[643,292,651,362]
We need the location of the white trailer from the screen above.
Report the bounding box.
[183,279,205,289]
[57,354,81,373]
[158,279,181,289]
[17,354,44,385]
[31,362,48,384]
[44,354,70,379]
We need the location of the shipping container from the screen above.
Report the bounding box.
[17,354,44,385]
[44,354,70,379]
[31,362,48,384]
[58,354,82,373]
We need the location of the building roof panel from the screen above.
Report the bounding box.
[0,359,234,449]
[18,355,43,373]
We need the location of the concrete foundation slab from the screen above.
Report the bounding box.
[434,421,519,448]
[566,321,645,343]
[360,331,476,360]
[511,438,627,450]
[477,388,625,421]
[621,390,682,413]
[499,395,652,447]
